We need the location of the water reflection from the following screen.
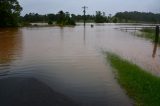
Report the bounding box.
[0,24,160,105]
[83,26,86,45]
[0,28,23,64]
[152,42,158,58]
[60,27,64,41]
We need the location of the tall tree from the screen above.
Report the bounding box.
[95,11,106,23]
[56,11,75,26]
[0,0,22,27]
[56,11,65,25]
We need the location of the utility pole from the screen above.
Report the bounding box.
[152,26,159,58]
[155,26,159,43]
[82,6,88,26]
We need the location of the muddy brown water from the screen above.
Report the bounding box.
[0,23,159,105]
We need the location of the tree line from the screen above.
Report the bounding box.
[21,11,115,24]
[22,11,76,26]
[22,12,94,23]
[22,11,160,25]
[115,11,160,23]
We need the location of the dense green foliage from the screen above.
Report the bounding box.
[22,11,160,24]
[22,12,94,24]
[22,11,112,24]
[107,52,160,106]
[115,11,160,23]
[48,20,53,25]
[95,11,106,23]
[0,0,22,27]
[23,13,47,23]
[23,11,76,26]
[56,11,75,26]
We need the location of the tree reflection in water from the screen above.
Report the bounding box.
[0,28,23,64]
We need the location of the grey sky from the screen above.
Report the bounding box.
[18,0,160,16]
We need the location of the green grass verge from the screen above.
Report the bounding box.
[137,28,155,41]
[106,52,160,106]
[138,28,160,44]
[137,32,155,41]
[140,28,155,33]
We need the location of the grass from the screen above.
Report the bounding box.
[138,28,159,43]
[106,52,160,106]
[137,28,155,41]
[140,28,155,33]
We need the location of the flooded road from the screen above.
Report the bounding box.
[0,24,159,105]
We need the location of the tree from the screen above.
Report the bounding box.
[0,0,22,27]
[47,14,56,22]
[56,11,65,25]
[112,17,118,23]
[23,13,46,22]
[95,11,106,23]
[56,11,75,26]
[48,20,53,25]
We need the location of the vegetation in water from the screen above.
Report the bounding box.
[48,20,53,25]
[138,28,155,41]
[136,28,160,44]
[140,28,155,33]
[106,52,160,106]
[22,11,76,26]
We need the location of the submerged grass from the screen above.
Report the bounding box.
[106,52,160,106]
[138,28,155,41]
[140,28,155,33]
[138,28,160,43]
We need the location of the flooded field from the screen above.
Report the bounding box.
[0,23,159,105]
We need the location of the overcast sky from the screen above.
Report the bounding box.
[18,0,160,16]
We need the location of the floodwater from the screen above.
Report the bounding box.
[0,23,159,105]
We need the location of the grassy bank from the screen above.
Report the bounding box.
[139,28,155,40]
[138,27,160,44]
[106,52,160,106]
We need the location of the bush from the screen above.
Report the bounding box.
[48,20,53,25]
